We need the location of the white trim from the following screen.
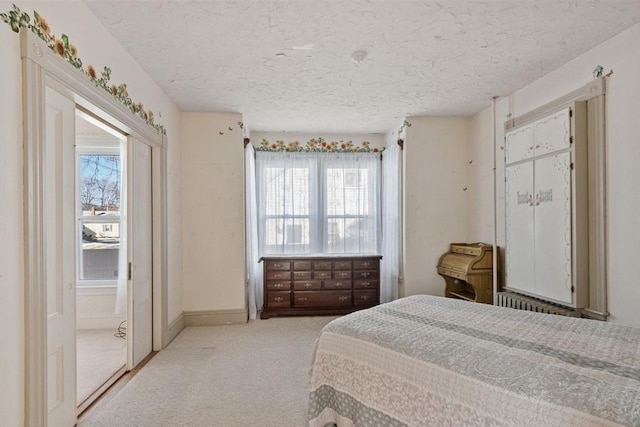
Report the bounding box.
[164,314,185,346]
[76,313,126,330]
[22,33,48,427]
[76,284,117,295]
[183,309,248,326]
[21,28,169,425]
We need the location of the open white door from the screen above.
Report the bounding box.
[127,138,153,367]
[45,87,77,426]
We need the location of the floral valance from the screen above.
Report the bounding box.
[1,4,166,134]
[257,138,380,153]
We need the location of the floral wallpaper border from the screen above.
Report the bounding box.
[257,137,380,153]
[1,4,166,134]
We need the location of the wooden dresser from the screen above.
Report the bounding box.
[259,255,382,319]
[437,243,494,304]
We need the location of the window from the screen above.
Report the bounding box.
[256,152,380,255]
[77,150,122,282]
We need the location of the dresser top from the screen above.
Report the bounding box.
[259,254,382,262]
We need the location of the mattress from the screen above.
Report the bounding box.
[308,295,640,426]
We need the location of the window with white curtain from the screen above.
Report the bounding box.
[256,151,380,255]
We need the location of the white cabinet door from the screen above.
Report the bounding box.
[45,87,77,427]
[533,108,571,157]
[505,163,535,294]
[505,123,534,164]
[533,152,573,304]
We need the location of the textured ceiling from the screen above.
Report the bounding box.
[85,1,640,134]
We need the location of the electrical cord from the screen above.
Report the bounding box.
[114,320,126,339]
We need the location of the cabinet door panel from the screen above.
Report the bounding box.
[534,108,570,156]
[505,163,535,294]
[534,153,573,304]
[506,123,534,164]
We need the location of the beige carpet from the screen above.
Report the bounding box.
[76,328,127,405]
[79,316,336,427]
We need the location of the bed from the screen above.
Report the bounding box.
[308,295,640,426]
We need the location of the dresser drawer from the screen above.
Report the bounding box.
[354,290,377,306]
[323,280,351,290]
[333,261,352,270]
[333,270,352,280]
[266,291,291,308]
[266,261,290,271]
[354,260,378,270]
[293,291,351,307]
[293,280,322,291]
[353,270,376,280]
[313,261,331,270]
[313,271,331,280]
[266,271,292,280]
[293,261,312,271]
[354,280,377,290]
[266,281,291,291]
[293,271,312,280]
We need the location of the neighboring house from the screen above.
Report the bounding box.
[0,2,638,427]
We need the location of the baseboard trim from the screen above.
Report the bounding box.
[77,314,126,330]
[183,309,247,326]
[163,313,185,346]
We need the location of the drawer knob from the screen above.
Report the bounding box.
[338,296,348,301]
[361,282,370,287]
[274,283,283,288]
[304,283,312,288]
[335,282,343,287]
[274,263,282,268]
[361,272,370,277]
[298,297,308,302]
[274,297,283,302]
[362,262,371,267]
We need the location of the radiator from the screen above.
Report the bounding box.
[496,291,581,317]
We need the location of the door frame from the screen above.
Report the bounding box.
[21,29,169,426]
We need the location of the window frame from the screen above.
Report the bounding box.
[76,145,123,286]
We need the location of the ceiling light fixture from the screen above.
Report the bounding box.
[351,50,368,63]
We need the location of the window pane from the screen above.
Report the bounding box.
[326,168,369,216]
[265,218,310,252]
[80,221,120,280]
[80,154,121,216]
[326,217,374,253]
[265,167,309,216]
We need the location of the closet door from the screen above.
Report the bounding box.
[533,152,573,304]
[505,162,535,294]
[505,123,534,164]
[533,108,571,156]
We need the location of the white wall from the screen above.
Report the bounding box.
[250,131,386,151]
[0,12,25,427]
[0,2,182,425]
[181,113,246,315]
[469,23,640,327]
[403,117,470,297]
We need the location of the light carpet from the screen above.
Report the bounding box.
[77,328,127,405]
[79,316,337,427]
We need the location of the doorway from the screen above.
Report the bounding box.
[74,112,128,411]
[22,28,168,427]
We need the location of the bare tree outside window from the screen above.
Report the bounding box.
[80,155,121,213]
